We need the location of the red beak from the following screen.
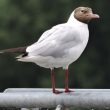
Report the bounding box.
[90,13,100,19]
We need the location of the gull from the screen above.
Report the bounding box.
[0,7,99,94]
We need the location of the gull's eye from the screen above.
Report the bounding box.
[81,10,87,13]
[81,10,84,13]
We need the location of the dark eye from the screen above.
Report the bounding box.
[81,10,87,13]
[81,10,84,13]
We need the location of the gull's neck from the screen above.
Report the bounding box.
[67,11,88,28]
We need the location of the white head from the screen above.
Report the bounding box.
[68,7,100,24]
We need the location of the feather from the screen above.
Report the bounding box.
[0,46,27,54]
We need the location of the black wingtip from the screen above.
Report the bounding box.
[22,52,28,57]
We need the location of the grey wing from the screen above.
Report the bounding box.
[27,25,80,58]
[26,24,61,53]
[31,24,63,45]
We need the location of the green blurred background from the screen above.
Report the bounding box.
[0,0,109,92]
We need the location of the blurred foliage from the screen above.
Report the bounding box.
[0,0,109,101]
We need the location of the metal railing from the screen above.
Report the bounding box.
[0,88,110,110]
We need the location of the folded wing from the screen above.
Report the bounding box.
[26,24,80,58]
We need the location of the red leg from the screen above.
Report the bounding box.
[65,69,72,92]
[51,68,62,94]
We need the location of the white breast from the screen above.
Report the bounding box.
[68,25,89,64]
